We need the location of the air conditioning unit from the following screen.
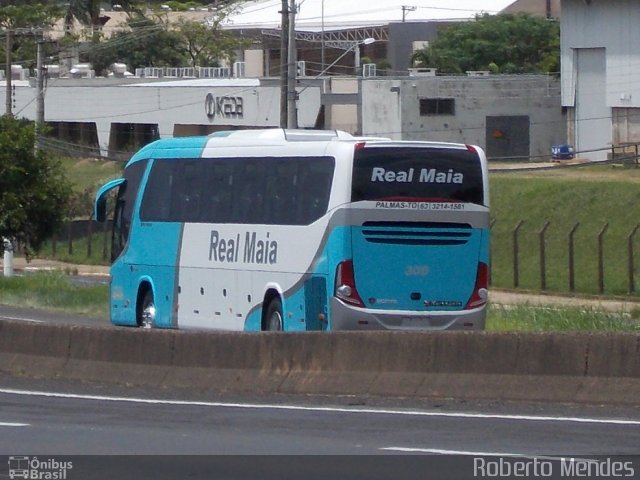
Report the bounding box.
[180,67,195,78]
[143,67,163,78]
[233,61,246,78]
[109,63,127,77]
[362,63,377,78]
[69,64,94,78]
[408,67,436,77]
[164,67,178,78]
[197,67,213,78]
[11,65,26,80]
[46,65,61,78]
[213,67,231,78]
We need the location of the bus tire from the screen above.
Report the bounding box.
[265,298,283,331]
[138,289,156,329]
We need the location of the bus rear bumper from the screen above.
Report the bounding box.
[329,298,486,331]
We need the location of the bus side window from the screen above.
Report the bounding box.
[265,161,296,224]
[111,197,126,262]
[232,160,265,224]
[297,159,333,224]
[172,160,203,222]
[141,160,173,221]
[201,160,232,223]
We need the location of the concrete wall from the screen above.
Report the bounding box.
[362,75,565,159]
[2,73,563,160]
[0,77,321,155]
[1,320,639,405]
[387,21,456,75]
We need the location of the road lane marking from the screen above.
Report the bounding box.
[381,447,600,465]
[381,447,593,461]
[0,316,44,323]
[382,447,539,456]
[0,388,639,426]
[0,422,29,427]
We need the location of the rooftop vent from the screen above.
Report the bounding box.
[69,64,95,78]
[408,67,436,77]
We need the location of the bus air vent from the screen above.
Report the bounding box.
[361,221,472,246]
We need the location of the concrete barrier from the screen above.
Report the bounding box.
[0,320,639,405]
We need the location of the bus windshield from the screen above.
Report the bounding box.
[351,146,484,205]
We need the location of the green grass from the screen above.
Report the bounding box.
[490,166,640,297]
[2,271,635,331]
[38,231,111,266]
[487,303,640,332]
[0,272,108,319]
[32,157,120,265]
[59,157,122,191]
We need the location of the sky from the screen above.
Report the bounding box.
[224,0,517,30]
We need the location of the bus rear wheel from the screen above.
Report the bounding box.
[138,289,156,329]
[266,298,283,331]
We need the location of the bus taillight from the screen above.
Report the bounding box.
[465,262,489,309]
[335,260,365,307]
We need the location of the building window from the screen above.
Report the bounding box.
[420,98,455,116]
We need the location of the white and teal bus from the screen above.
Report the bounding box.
[95,129,490,331]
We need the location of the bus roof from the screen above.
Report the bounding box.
[125,129,481,167]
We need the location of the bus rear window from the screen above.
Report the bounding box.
[352,146,484,205]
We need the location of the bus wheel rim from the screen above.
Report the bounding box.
[269,311,282,331]
[141,302,156,328]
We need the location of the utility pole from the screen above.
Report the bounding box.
[321,0,325,72]
[35,35,45,149]
[401,5,416,22]
[279,0,289,128]
[286,0,297,129]
[5,30,12,116]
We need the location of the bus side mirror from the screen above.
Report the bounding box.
[95,178,126,222]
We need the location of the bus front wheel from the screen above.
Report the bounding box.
[266,298,283,331]
[138,289,156,329]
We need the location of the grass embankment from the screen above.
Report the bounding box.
[1,272,638,332]
[0,273,108,319]
[491,165,640,297]
[38,231,112,265]
[60,156,122,190]
[488,304,640,331]
[36,157,122,265]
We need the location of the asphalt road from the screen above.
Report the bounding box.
[2,300,640,479]
[0,375,640,479]
[0,304,109,327]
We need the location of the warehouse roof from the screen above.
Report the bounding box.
[224,0,518,31]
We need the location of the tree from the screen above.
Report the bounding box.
[82,6,248,74]
[173,13,248,67]
[60,0,140,36]
[0,2,62,72]
[411,13,560,75]
[82,14,186,74]
[0,115,72,257]
[0,2,60,26]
